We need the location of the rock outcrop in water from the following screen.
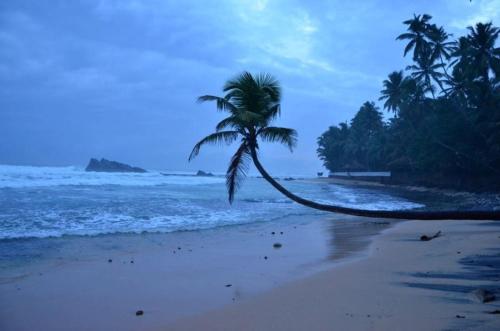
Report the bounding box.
[85,158,146,173]
[196,170,214,177]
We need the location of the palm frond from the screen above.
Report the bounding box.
[403,39,416,56]
[215,116,244,132]
[264,103,281,123]
[197,95,237,113]
[256,73,281,102]
[223,71,255,93]
[189,131,240,161]
[258,127,298,151]
[397,32,416,40]
[226,143,251,204]
[237,110,264,123]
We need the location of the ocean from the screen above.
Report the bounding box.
[0,164,424,240]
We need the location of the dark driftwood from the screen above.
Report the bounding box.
[250,148,500,221]
[420,231,442,241]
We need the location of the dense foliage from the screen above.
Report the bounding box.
[317,15,500,176]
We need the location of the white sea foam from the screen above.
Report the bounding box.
[0,207,284,239]
[313,198,423,211]
[0,164,225,188]
[0,164,428,240]
[312,184,425,210]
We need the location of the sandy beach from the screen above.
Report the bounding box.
[0,214,391,331]
[168,220,500,331]
[1,216,499,331]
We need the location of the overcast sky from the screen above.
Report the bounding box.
[1,0,498,175]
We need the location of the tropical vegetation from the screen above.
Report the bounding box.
[317,15,499,179]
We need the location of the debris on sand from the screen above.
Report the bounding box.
[420,231,442,241]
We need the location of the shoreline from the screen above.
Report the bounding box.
[312,176,500,197]
[0,214,393,331]
[168,220,500,331]
[308,177,500,212]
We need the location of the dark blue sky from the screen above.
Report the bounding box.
[1,0,498,175]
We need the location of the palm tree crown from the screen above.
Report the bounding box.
[406,48,445,96]
[396,14,433,60]
[466,22,500,81]
[189,71,297,203]
[379,71,422,113]
[427,25,454,63]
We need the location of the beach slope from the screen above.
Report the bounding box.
[168,220,500,331]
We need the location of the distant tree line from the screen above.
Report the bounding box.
[317,15,499,178]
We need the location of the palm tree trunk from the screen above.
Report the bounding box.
[249,147,500,221]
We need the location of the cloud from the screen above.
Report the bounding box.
[1,0,486,172]
[233,4,332,73]
[449,0,500,29]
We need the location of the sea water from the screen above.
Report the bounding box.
[0,164,424,240]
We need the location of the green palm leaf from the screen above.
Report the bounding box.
[258,127,297,151]
[226,143,251,203]
[215,116,244,132]
[197,95,237,113]
[189,131,240,161]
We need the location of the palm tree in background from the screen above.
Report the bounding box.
[451,23,499,82]
[406,49,445,97]
[190,71,499,220]
[427,25,454,78]
[396,14,433,60]
[443,66,471,105]
[466,22,500,81]
[379,71,421,113]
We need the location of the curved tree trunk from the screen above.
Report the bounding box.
[250,147,500,221]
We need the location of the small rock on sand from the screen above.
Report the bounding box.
[108,259,112,263]
[273,243,282,249]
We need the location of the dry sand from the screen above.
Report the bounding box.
[168,220,500,331]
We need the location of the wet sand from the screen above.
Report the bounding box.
[169,220,500,331]
[0,214,391,331]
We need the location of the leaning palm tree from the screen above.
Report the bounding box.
[190,71,500,220]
